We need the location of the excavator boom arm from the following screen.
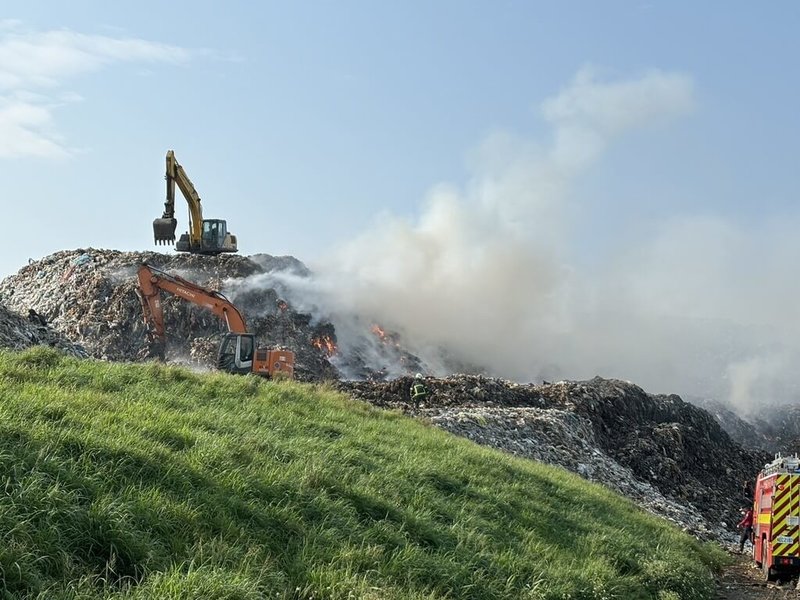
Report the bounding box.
[153,150,205,246]
[136,263,248,342]
[166,150,204,243]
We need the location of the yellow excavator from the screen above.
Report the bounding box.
[152,150,238,254]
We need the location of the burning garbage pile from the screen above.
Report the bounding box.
[221,269,437,381]
[310,323,338,357]
[0,249,344,380]
[0,248,466,381]
[326,321,428,381]
[337,375,770,543]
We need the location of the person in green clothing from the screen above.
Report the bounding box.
[410,373,429,409]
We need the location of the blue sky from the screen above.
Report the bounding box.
[1,2,796,275]
[2,2,800,402]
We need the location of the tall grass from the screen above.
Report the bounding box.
[0,347,725,599]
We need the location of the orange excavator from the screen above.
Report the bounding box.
[136,263,294,378]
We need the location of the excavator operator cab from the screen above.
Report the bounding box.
[201,219,227,252]
[217,332,254,375]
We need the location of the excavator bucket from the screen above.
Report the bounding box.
[153,217,177,245]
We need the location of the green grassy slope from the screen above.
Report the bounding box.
[0,348,725,600]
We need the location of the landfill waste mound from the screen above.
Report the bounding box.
[0,249,462,381]
[0,249,343,380]
[337,375,770,543]
[689,396,800,458]
[689,397,777,452]
[0,302,86,358]
[751,406,800,455]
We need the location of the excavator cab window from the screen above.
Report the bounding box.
[202,220,227,251]
[238,334,254,363]
[217,333,254,375]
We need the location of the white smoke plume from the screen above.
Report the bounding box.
[300,68,696,375]
[245,67,798,411]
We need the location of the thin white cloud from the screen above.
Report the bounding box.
[0,98,68,158]
[0,23,191,158]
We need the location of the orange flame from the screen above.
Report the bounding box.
[371,323,400,347]
[312,334,337,356]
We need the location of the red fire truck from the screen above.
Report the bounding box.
[753,454,800,581]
